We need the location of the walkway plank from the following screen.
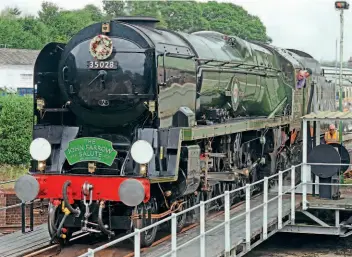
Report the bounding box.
[142,193,302,257]
[0,224,50,257]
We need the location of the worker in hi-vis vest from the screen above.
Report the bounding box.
[324,124,339,144]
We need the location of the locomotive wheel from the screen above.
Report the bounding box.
[188,193,201,223]
[166,201,187,233]
[130,199,158,247]
[201,189,213,212]
[175,203,187,233]
[225,183,237,205]
[188,190,214,223]
[215,183,226,208]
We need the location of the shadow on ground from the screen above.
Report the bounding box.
[246,233,352,257]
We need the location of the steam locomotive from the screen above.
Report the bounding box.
[14,17,335,246]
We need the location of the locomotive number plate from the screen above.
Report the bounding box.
[87,61,118,70]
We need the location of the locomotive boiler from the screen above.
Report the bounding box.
[14,16,335,247]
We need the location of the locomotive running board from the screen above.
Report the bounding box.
[181,116,292,141]
[150,116,292,184]
[207,172,238,182]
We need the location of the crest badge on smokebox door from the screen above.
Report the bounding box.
[89,34,113,60]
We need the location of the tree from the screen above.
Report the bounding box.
[0,95,33,165]
[38,2,60,25]
[17,17,50,47]
[37,2,97,43]
[83,4,104,22]
[125,1,167,27]
[200,1,270,43]
[9,7,21,16]
[0,7,21,18]
[101,0,271,43]
[102,0,125,18]
[52,10,96,42]
[157,1,209,32]
[0,18,47,49]
[0,0,271,50]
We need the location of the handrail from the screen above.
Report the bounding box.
[0,179,16,185]
[306,162,352,166]
[0,179,37,233]
[0,199,41,211]
[78,160,352,257]
[79,163,304,257]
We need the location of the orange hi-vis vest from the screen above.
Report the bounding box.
[324,131,339,144]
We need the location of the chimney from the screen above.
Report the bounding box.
[114,16,160,28]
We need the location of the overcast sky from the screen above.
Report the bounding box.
[0,0,350,62]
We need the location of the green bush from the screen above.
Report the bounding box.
[0,164,28,183]
[0,95,33,165]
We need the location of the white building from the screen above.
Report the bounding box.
[0,48,39,92]
[322,65,352,86]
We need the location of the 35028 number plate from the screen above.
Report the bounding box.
[87,61,118,69]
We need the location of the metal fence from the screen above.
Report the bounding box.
[0,179,37,233]
[301,162,352,210]
[79,163,303,257]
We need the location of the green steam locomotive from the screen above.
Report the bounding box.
[14,17,335,246]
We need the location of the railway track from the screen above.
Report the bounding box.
[24,192,263,257]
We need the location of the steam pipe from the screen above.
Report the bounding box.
[48,203,58,237]
[55,214,68,239]
[98,201,115,237]
[62,180,80,216]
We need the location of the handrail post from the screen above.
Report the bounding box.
[224,191,230,256]
[302,164,308,210]
[30,201,34,231]
[171,213,177,257]
[302,119,308,211]
[21,202,25,233]
[245,184,251,251]
[200,201,205,257]
[134,229,141,257]
[87,248,94,257]
[263,177,268,240]
[278,170,283,229]
[291,165,296,225]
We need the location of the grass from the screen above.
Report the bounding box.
[0,165,29,189]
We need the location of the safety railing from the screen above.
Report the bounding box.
[79,163,303,257]
[0,179,38,233]
[301,162,352,210]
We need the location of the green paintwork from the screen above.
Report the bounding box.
[149,30,335,183]
[181,116,292,141]
[149,115,292,184]
[155,32,305,127]
[64,137,117,166]
[195,35,293,117]
[157,55,197,128]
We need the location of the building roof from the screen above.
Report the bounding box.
[0,48,40,65]
[322,66,352,86]
[302,111,352,120]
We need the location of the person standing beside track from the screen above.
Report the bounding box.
[324,124,339,144]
